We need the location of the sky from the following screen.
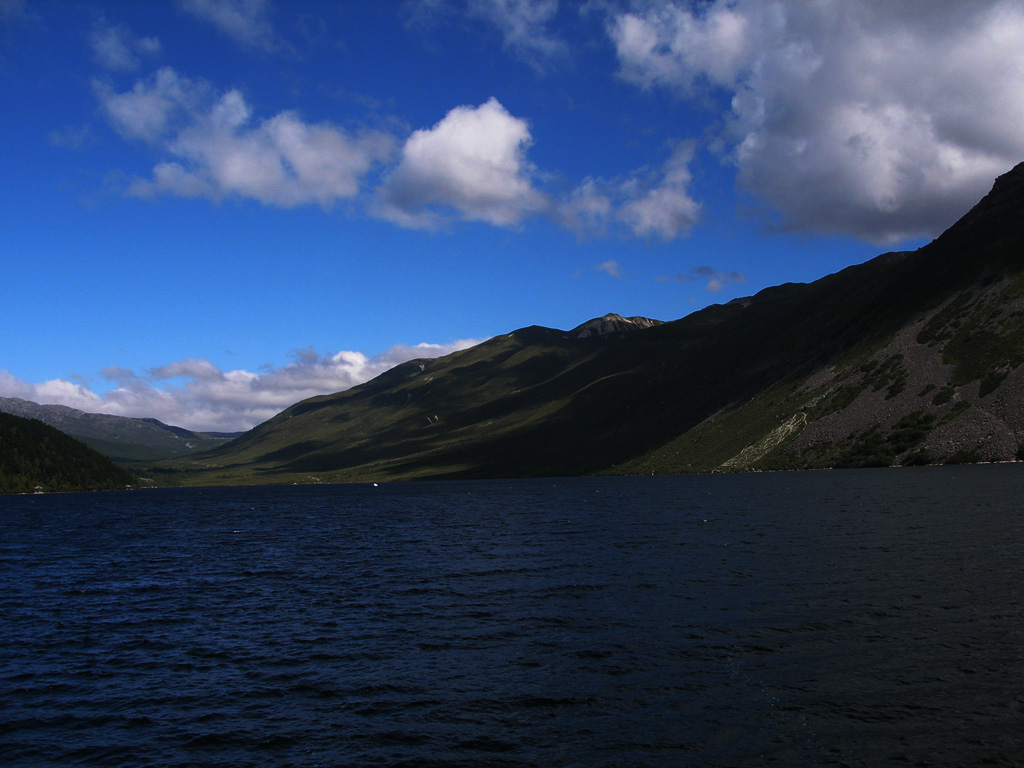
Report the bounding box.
[2,0,1023,432]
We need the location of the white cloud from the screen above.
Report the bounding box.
[178,0,275,50]
[376,97,547,228]
[618,183,700,241]
[90,19,160,71]
[594,259,623,278]
[94,67,205,143]
[616,141,700,240]
[609,0,1024,243]
[558,141,700,241]
[556,178,612,236]
[96,68,395,208]
[93,69,704,239]
[611,2,750,92]
[93,69,699,239]
[406,0,566,71]
[468,0,566,70]
[0,339,483,433]
[151,358,223,381]
[0,371,108,414]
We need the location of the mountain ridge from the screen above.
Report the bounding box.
[0,397,239,462]
[50,162,1024,484]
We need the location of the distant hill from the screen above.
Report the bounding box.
[0,398,239,462]
[160,162,1024,484]
[0,412,135,494]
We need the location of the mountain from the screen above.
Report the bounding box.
[569,313,662,338]
[0,412,135,494]
[163,162,1024,485]
[0,398,239,463]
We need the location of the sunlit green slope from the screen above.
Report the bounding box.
[162,162,1024,484]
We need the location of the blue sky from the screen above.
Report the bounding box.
[2,0,1023,431]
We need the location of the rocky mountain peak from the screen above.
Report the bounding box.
[570,313,662,339]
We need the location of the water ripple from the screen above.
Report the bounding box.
[2,467,1024,766]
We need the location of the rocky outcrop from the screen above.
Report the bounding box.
[570,313,662,338]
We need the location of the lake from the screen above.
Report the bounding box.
[2,466,1023,767]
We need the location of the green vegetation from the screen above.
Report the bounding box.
[0,412,135,494]
[937,400,970,426]
[169,245,936,485]
[889,411,938,453]
[943,319,1024,396]
[848,354,909,400]
[903,449,933,466]
[917,291,975,345]
[834,412,937,469]
[146,162,1024,483]
[946,449,983,465]
[818,353,909,416]
[918,277,1024,397]
[835,427,895,468]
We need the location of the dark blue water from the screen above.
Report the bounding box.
[2,466,1023,767]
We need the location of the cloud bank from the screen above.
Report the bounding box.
[0,339,482,433]
[86,0,713,245]
[375,97,701,239]
[95,67,395,207]
[94,62,701,239]
[609,0,1024,243]
[87,0,1024,246]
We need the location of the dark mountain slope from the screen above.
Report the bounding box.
[625,164,1024,473]
[168,162,1024,484]
[0,412,136,494]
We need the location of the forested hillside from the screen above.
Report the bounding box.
[0,412,136,494]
